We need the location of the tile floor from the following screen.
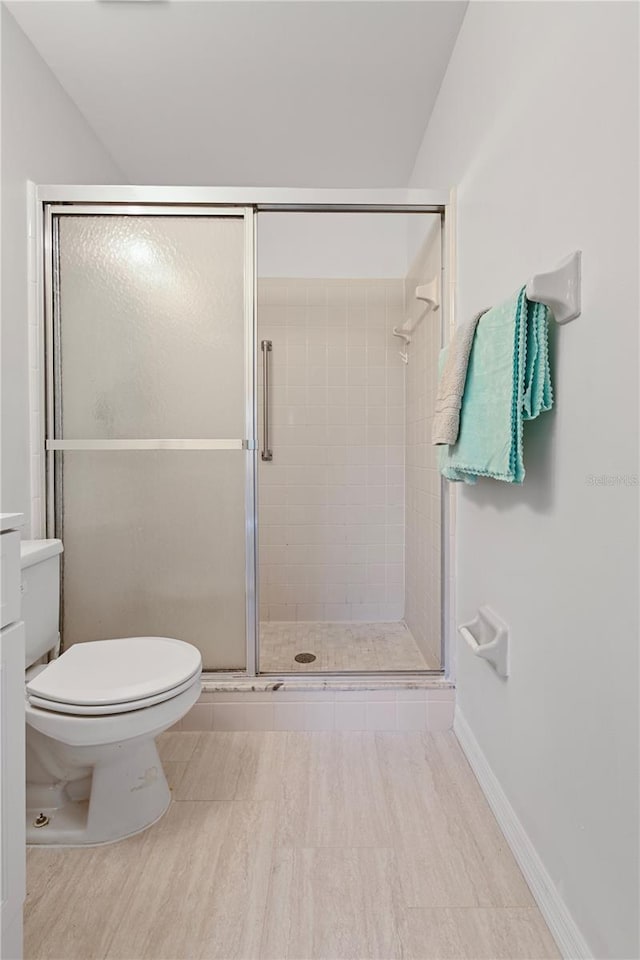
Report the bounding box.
[259,621,437,672]
[25,731,559,960]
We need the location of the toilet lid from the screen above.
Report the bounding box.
[28,671,200,716]
[26,637,202,708]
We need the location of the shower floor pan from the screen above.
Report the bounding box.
[259,621,436,673]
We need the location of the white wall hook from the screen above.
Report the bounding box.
[458,606,509,678]
[526,250,581,324]
[415,275,440,312]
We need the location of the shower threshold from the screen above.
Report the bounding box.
[259,620,437,673]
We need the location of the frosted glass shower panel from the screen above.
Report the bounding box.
[52,211,253,672]
[60,452,247,670]
[57,216,246,439]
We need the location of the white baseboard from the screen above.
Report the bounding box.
[454,707,592,960]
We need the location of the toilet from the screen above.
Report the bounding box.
[22,539,202,846]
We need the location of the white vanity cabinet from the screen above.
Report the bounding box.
[0,514,25,960]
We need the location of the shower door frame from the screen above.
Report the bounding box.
[42,203,258,674]
[36,186,454,681]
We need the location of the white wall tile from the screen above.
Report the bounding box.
[243,702,275,731]
[272,702,307,731]
[187,688,455,730]
[182,703,214,731]
[425,686,456,701]
[304,701,335,731]
[211,703,246,731]
[396,701,428,731]
[258,278,407,624]
[426,699,455,731]
[365,701,397,730]
[334,700,367,730]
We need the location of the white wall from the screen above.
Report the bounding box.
[0,5,124,529]
[410,3,639,958]
[258,213,415,279]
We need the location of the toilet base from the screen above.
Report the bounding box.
[27,737,171,846]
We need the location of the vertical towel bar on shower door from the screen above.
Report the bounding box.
[261,339,272,461]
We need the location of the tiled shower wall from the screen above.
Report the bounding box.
[257,278,406,623]
[404,225,442,666]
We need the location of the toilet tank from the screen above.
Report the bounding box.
[20,539,64,668]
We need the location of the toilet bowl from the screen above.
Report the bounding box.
[21,540,202,846]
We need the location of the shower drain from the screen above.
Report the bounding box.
[294,652,317,664]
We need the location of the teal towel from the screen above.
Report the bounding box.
[439,287,553,484]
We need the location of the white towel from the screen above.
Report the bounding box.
[432,309,488,445]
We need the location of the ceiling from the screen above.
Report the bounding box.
[7,0,467,187]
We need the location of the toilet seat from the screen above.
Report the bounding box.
[28,671,200,716]
[26,636,202,715]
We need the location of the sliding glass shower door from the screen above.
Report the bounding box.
[47,209,256,671]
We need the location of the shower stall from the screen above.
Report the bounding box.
[256,212,443,671]
[40,189,450,677]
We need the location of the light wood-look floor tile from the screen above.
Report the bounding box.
[157,731,200,762]
[174,732,287,801]
[397,907,561,958]
[376,731,535,907]
[276,732,392,847]
[260,847,402,959]
[164,760,189,793]
[25,732,558,960]
[26,835,148,960]
[106,801,276,960]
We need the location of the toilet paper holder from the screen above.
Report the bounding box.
[458,606,509,678]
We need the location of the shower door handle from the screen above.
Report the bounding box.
[261,340,273,461]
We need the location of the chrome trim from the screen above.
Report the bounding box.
[29,182,48,539]
[253,205,443,213]
[46,204,243,218]
[244,209,258,677]
[43,204,55,538]
[253,214,262,675]
[40,189,452,680]
[53,221,63,543]
[46,439,246,451]
[37,185,449,208]
[48,213,65,643]
[440,193,456,681]
[260,340,273,462]
[45,204,258,673]
[439,208,447,676]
